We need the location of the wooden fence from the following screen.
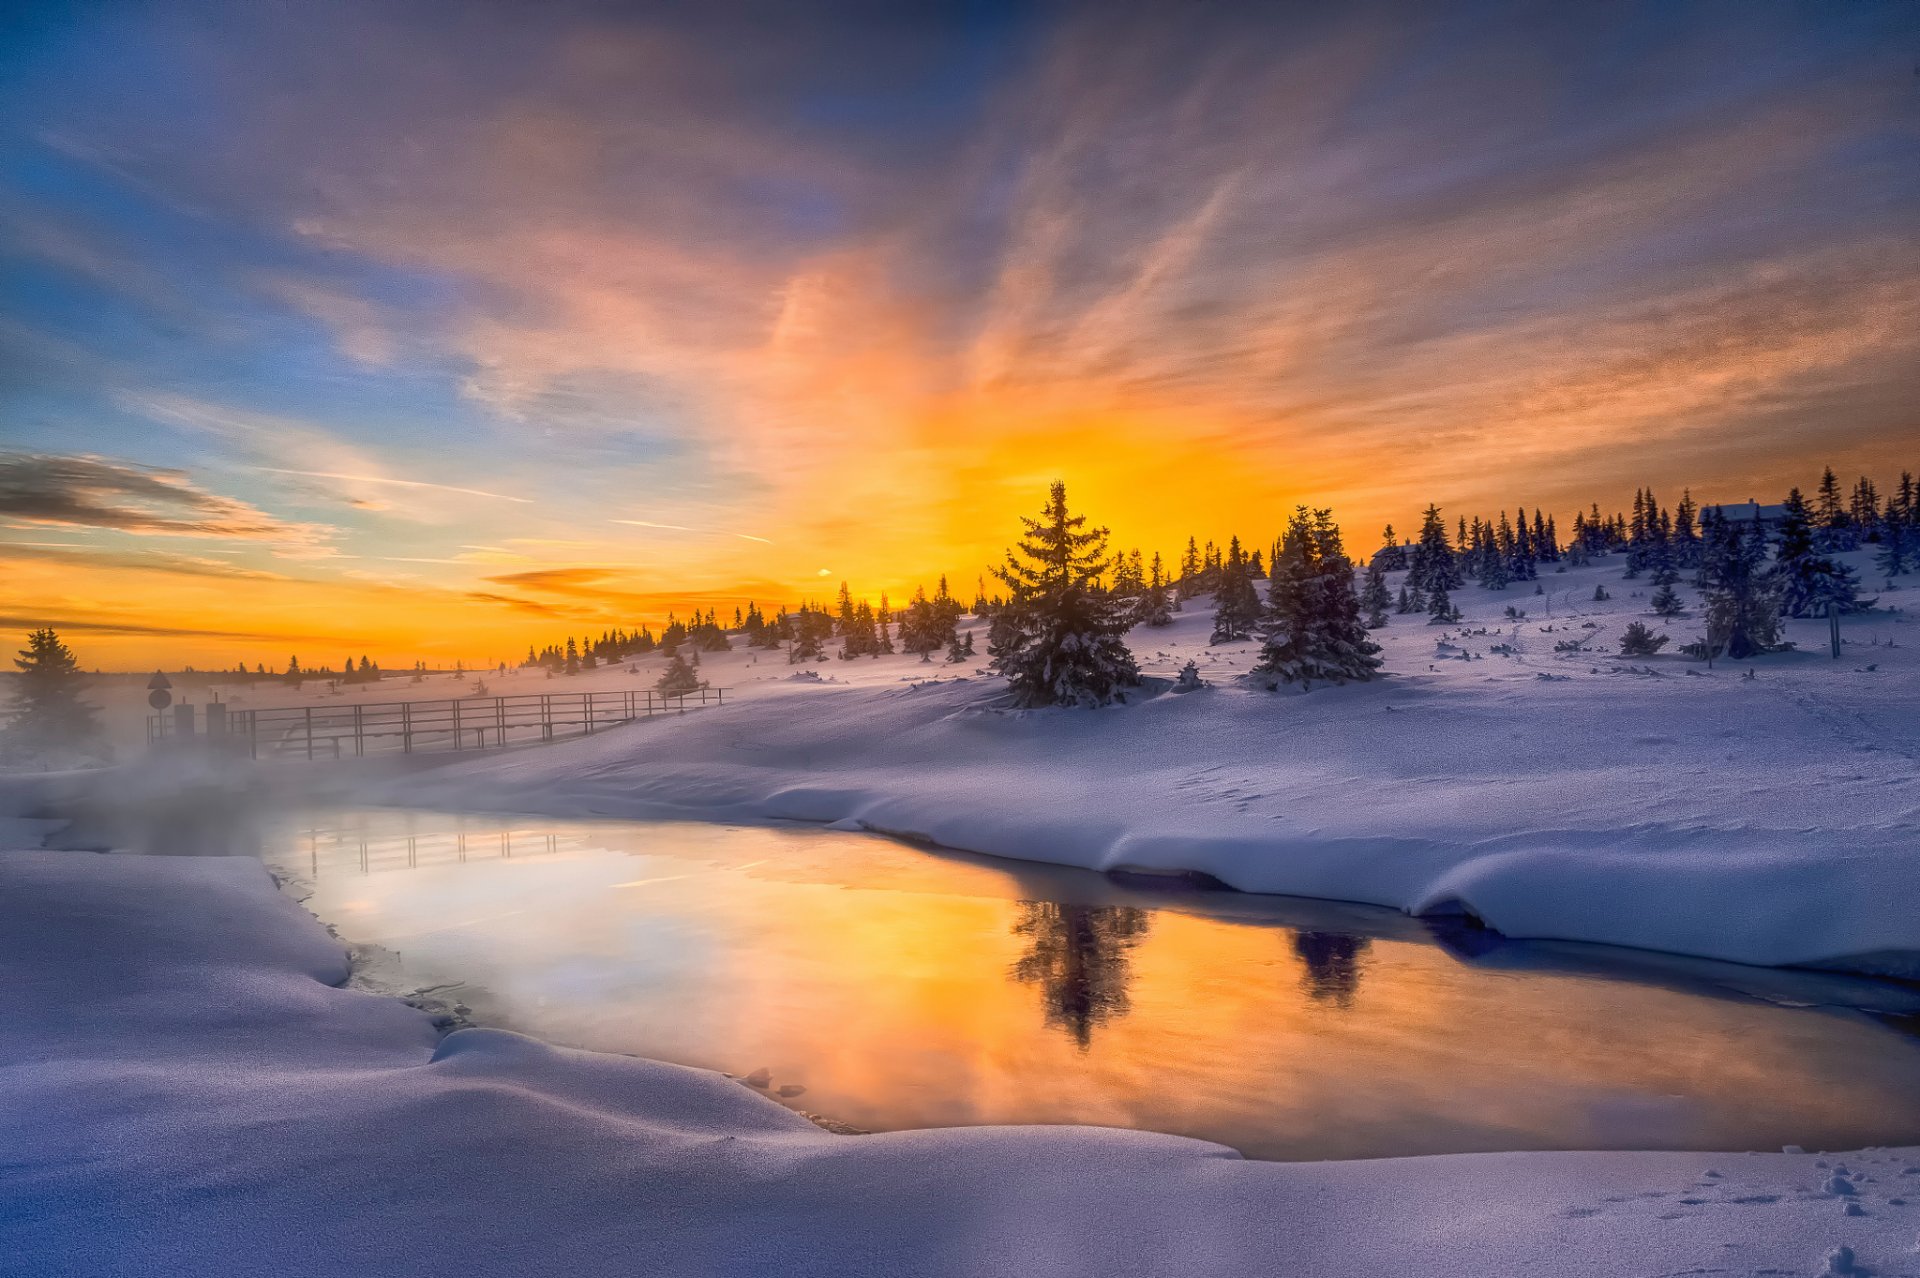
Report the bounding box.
[146,687,727,760]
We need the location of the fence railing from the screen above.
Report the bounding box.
[146,687,727,761]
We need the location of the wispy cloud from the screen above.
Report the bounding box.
[252,468,532,504]
[0,453,330,544]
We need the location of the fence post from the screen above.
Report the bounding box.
[248,710,258,760]
[541,695,552,742]
[496,697,505,748]
[402,701,412,754]
[353,704,364,757]
[304,706,313,761]
[453,698,463,750]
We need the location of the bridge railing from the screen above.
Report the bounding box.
[147,686,726,760]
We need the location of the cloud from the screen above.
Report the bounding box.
[251,467,532,504]
[0,542,291,581]
[0,613,321,642]
[0,453,330,543]
[254,273,399,366]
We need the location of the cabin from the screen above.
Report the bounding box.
[1701,499,1787,530]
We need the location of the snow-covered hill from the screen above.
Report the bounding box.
[370,549,1920,973]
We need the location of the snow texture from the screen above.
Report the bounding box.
[6,847,1920,1278]
[364,549,1920,974]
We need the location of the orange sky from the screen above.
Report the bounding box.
[2,2,1916,669]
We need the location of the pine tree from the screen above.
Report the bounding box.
[1650,582,1684,618]
[1771,488,1863,618]
[835,582,856,636]
[991,481,1140,707]
[1176,537,1202,601]
[1427,583,1460,623]
[1672,491,1699,567]
[1699,510,1783,659]
[1360,561,1390,628]
[1255,508,1382,688]
[1374,525,1408,572]
[4,629,102,763]
[656,651,702,695]
[1619,621,1668,657]
[1408,504,1461,595]
[1209,536,1261,643]
[1141,552,1174,627]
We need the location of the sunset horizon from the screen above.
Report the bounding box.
[5,1,1916,668]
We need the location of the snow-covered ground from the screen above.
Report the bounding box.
[341,549,1920,974]
[5,846,1918,1278]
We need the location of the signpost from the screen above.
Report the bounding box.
[147,670,172,711]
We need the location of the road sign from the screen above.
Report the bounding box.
[148,688,172,710]
[147,670,172,691]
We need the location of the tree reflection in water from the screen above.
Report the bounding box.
[1008,902,1151,1050]
[1291,931,1370,1007]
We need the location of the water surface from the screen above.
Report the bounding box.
[266,810,1920,1161]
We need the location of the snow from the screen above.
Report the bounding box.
[6,846,1920,1277]
[346,549,1920,974]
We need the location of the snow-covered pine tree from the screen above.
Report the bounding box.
[1427,583,1460,622]
[1408,504,1461,595]
[1360,561,1390,628]
[1650,582,1684,618]
[1255,508,1382,688]
[1479,526,1510,590]
[1619,621,1668,657]
[990,481,1140,707]
[1209,536,1261,643]
[1141,552,1174,627]
[1771,488,1864,617]
[3,628,102,765]
[1698,509,1783,659]
[656,651,703,695]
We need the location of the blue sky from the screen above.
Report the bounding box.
[1,0,1916,664]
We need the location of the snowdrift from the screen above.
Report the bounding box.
[5,848,1918,1278]
[384,660,1920,975]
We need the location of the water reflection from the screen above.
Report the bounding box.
[1009,902,1151,1049]
[1291,931,1369,1007]
[262,810,1920,1161]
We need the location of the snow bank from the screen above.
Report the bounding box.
[381,570,1920,971]
[6,848,1919,1277]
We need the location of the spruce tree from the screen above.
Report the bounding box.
[1255,508,1381,688]
[991,481,1140,707]
[4,629,102,764]
[1772,488,1863,617]
[1360,561,1390,628]
[1408,504,1461,595]
[656,651,702,695]
[1650,582,1684,618]
[1619,622,1669,657]
[1209,536,1261,643]
[1700,511,1783,659]
[1141,553,1174,627]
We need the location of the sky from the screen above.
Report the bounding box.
[1,0,1916,669]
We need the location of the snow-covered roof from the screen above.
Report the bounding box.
[1701,500,1787,522]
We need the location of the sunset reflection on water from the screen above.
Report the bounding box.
[275,811,1920,1161]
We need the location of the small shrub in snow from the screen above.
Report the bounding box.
[1618,622,1669,657]
[656,652,704,696]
